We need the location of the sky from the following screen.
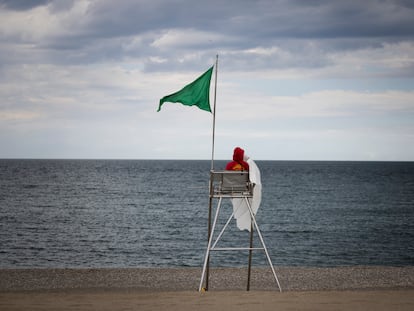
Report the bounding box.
[0,0,413,161]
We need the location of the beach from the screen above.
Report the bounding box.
[1,266,413,310]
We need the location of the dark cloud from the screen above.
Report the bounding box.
[47,0,414,50]
[219,0,414,40]
[1,0,414,72]
[0,0,51,11]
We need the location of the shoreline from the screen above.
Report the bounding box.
[1,266,413,292]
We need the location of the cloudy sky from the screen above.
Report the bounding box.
[1,0,413,160]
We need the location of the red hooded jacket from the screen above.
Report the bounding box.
[225,147,249,171]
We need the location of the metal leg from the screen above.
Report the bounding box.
[247,221,253,291]
[199,197,223,292]
[244,197,282,292]
[206,196,213,291]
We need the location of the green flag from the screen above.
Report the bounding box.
[158,66,214,112]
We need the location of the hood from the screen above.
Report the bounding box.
[232,147,245,163]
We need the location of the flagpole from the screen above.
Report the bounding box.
[210,54,218,170]
[204,54,218,291]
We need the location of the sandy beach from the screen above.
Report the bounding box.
[1,266,413,310]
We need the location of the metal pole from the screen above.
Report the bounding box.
[245,198,282,292]
[206,55,219,290]
[200,197,223,292]
[210,54,218,171]
[205,173,214,290]
[247,221,253,291]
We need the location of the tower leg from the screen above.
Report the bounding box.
[244,198,282,292]
[199,198,223,292]
[206,196,213,290]
[247,221,253,291]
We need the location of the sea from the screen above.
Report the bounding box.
[0,159,413,269]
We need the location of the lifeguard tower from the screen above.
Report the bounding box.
[199,170,282,292]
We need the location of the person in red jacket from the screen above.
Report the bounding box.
[225,147,249,171]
